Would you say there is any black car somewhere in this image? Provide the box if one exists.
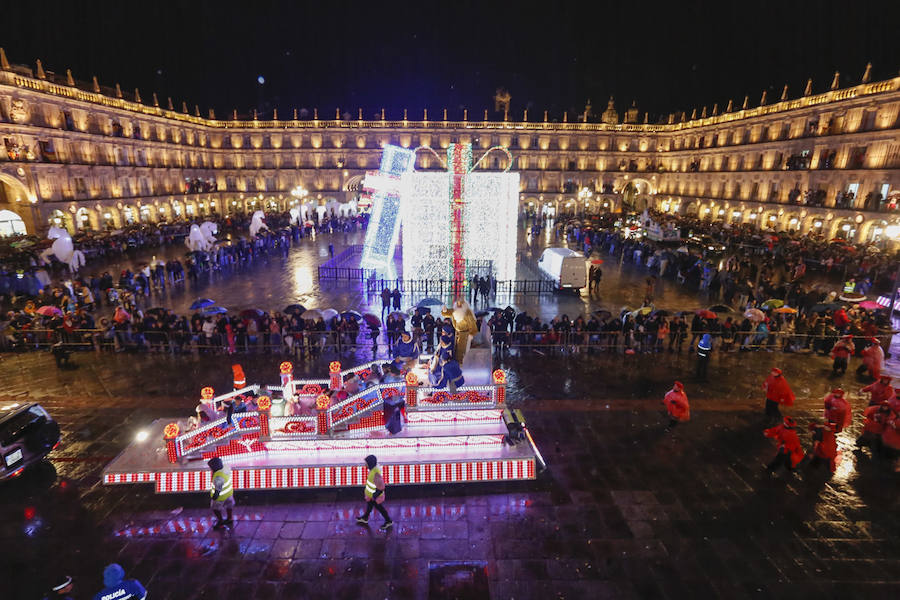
[0,402,60,480]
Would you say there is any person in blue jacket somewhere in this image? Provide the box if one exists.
[432,355,465,392]
[93,564,146,600]
[391,331,420,366]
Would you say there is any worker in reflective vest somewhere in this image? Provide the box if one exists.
[356,454,393,531]
[208,457,235,529]
[843,279,856,294]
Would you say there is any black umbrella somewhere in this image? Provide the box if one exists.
[475,310,490,318]
[145,307,168,317]
[284,304,305,315]
[593,309,612,319]
[651,309,672,317]
[707,304,733,313]
[810,303,843,313]
[341,310,362,321]
[413,306,432,316]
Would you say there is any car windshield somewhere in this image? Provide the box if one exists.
[0,407,45,447]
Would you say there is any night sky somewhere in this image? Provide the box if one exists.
[3,0,898,122]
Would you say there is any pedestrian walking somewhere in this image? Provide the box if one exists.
[208,457,235,529]
[806,421,839,474]
[861,375,898,409]
[92,564,146,600]
[380,287,391,320]
[764,416,804,478]
[857,337,885,380]
[663,381,690,430]
[829,335,854,376]
[695,333,712,379]
[356,454,393,531]
[763,367,794,422]
[391,287,401,311]
[823,388,852,432]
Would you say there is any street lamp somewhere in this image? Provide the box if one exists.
[578,186,592,215]
[291,185,308,202]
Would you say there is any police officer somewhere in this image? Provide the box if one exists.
[92,564,146,600]
[356,455,393,531]
[208,457,235,529]
[695,333,712,380]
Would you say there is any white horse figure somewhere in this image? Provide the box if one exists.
[185,224,211,252]
[289,207,301,225]
[40,226,86,273]
[199,221,218,247]
[249,210,268,238]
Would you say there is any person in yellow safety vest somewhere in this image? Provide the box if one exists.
[356,454,393,531]
[208,457,234,529]
[843,278,856,294]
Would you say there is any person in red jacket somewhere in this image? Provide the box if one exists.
[856,403,892,456]
[829,335,855,376]
[861,375,898,410]
[764,415,804,475]
[807,421,838,474]
[823,388,852,433]
[881,410,900,459]
[832,307,850,333]
[857,338,885,380]
[763,368,795,422]
[663,381,690,429]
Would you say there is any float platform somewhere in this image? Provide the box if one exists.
[103,354,544,493]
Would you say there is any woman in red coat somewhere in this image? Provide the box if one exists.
[823,389,852,433]
[663,381,690,429]
[764,416,804,474]
[881,411,900,458]
[807,422,838,474]
[861,375,898,410]
[763,368,795,422]
[856,403,892,456]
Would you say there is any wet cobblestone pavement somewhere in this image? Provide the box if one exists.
[2,346,900,599]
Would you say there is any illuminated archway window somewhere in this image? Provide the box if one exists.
[0,209,26,236]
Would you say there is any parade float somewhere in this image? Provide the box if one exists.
[103,354,543,494]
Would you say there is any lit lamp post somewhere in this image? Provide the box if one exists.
[578,186,593,215]
[290,185,308,219]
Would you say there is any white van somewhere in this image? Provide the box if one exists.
[538,247,587,290]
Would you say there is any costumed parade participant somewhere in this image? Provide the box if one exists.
[882,409,900,459]
[662,381,690,429]
[762,368,795,422]
[431,353,465,391]
[208,457,235,529]
[861,375,898,410]
[91,564,146,600]
[858,338,885,380]
[829,335,855,376]
[391,331,420,368]
[823,388,852,433]
[764,416,804,476]
[856,403,892,456]
[356,455,393,531]
[442,299,478,365]
[806,421,839,474]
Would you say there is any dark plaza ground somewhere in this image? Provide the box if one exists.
[3,225,900,599]
[2,344,900,599]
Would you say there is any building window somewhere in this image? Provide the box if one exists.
[0,209,26,236]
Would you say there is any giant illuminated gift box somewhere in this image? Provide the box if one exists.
[361,143,519,282]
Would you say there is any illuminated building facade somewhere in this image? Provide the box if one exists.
[0,52,898,242]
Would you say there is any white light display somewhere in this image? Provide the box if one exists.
[400,173,451,281]
[400,171,518,281]
[362,143,519,281]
